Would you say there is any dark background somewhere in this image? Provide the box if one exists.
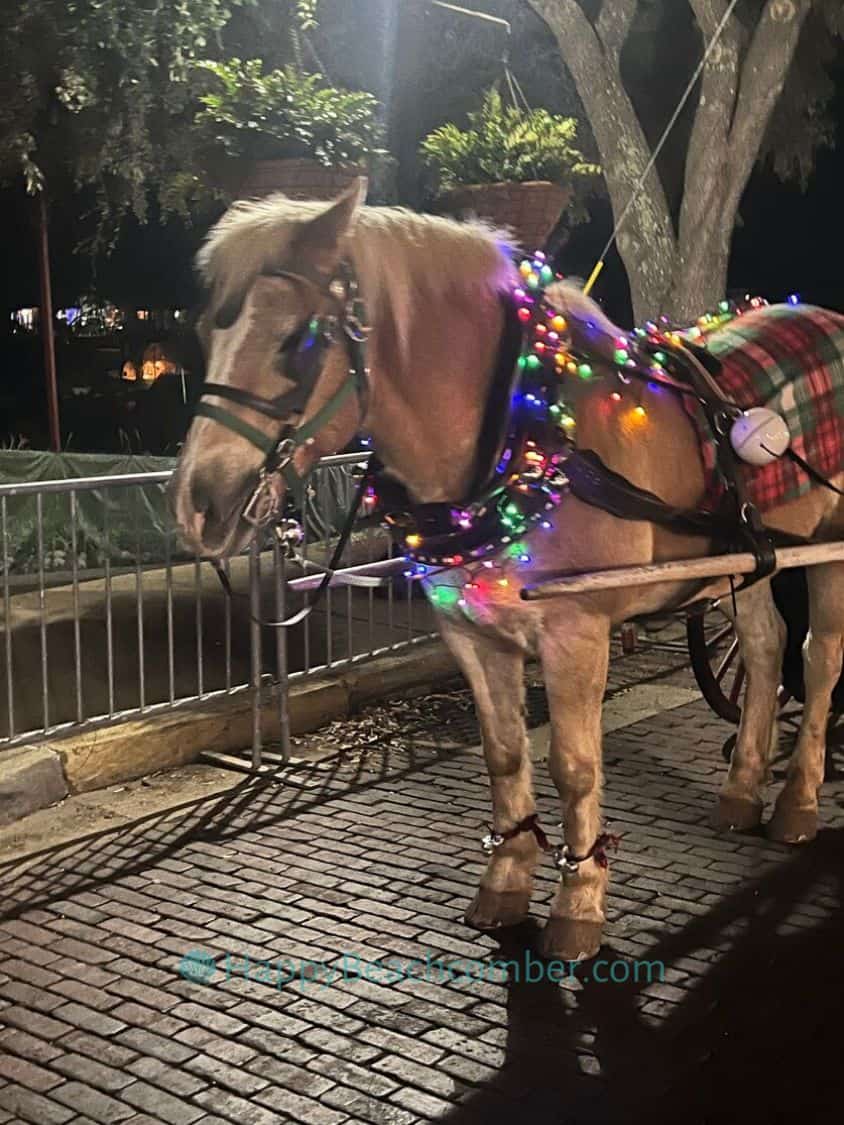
[1,0,842,450]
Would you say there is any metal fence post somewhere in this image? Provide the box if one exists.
[0,456,436,754]
[273,538,292,764]
[249,538,263,769]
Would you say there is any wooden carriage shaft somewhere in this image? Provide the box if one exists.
[520,542,844,600]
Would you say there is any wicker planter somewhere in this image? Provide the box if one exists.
[439,181,572,252]
[236,159,362,201]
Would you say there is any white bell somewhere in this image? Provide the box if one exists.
[729,407,791,467]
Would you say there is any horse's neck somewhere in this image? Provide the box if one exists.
[573,375,706,509]
[365,292,705,513]
[367,290,504,504]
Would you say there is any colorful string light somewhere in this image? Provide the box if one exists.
[365,261,771,613]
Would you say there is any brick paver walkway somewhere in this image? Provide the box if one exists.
[1,646,842,1125]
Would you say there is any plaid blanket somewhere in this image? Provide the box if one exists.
[688,304,844,512]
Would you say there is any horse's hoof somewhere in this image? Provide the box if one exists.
[464,887,531,930]
[716,795,763,833]
[767,804,818,844]
[540,917,603,962]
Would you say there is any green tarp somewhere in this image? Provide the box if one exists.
[0,450,358,575]
[0,450,179,575]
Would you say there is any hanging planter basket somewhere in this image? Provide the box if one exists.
[438,181,573,252]
[236,159,363,201]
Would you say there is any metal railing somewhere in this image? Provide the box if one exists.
[0,455,436,760]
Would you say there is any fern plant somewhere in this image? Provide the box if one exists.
[194,59,385,168]
[420,89,599,193]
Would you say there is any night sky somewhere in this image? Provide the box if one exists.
[1,0,842,322]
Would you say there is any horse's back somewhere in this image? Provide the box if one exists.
[699,304,844,513]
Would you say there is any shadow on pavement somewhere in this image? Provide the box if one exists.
[444,827,844,1125]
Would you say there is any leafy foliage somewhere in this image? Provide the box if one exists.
[194,58,385,167]
[759,0,844,189]
[0,0,240,229]
[296,0,320,31]
[420,89,599,194]
[0,0,351,248]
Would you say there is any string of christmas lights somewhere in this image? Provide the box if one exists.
[367,256,771,610]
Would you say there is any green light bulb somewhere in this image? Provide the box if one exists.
[578,364,593,379]
[432,586,461,608]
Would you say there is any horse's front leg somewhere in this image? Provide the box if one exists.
[439,619,538,929]
[539,610,611,961]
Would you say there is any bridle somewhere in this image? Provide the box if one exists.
[194,261,371,529]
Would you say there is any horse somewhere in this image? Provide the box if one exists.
[168,180,844,961]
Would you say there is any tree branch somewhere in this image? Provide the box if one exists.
[595,0,637,60]
[525,0,677,317]
[676,5,742,267]
[726,0,813,208]
[686,0,739,39]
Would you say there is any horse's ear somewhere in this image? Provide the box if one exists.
[294,177,368,277]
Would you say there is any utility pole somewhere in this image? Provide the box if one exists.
[36,189,61,452]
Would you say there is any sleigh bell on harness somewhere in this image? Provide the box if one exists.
[729,407,791,467]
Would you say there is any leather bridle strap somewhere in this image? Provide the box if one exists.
[195,400,278,456]
[210,457,375,628]
[194,263,370,509]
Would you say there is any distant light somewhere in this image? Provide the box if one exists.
[787,293,800,306]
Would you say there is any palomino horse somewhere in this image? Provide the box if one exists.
[169,181,844,961]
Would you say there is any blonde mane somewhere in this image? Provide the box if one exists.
[197,195,515,353]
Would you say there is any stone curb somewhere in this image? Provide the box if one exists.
[0,641,458,822]
[0,745,68,828]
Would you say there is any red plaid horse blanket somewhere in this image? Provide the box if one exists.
[688,304,844,512]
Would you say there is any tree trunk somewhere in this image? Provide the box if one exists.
[665,236,731,325]
[666,179,735,323]
[525,0,677,325]
[525,0,813,327]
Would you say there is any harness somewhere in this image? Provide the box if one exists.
[374,259,782,588]
[191,253,834,870]
[195,262,373,623]
[195,263,371,522]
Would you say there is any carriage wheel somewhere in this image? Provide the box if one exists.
[687,612,795,764]
[686,614,746,725]
[687,611,794,725]
[687,594,843,776]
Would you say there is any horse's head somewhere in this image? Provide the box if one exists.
[168,178,368,558]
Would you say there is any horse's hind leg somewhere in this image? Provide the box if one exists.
[538,610,611,961]
[718,580,786,831]
[439,620,538,929]
[769,561,844,843]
